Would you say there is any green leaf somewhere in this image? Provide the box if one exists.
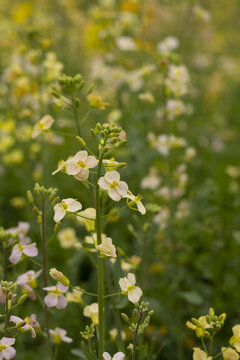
[71,349,87,359]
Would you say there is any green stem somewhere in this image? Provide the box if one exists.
[41,197,53,359]
[3,245,8,281]
[96,151,105,358]
[72,100,81,137]
[209,333,215,356]
[4,290,9,336]
[54,345,58,360]
[104,292,122,299]
[70,285,97,298]
[201,338,208,355]
[132,310,143,360]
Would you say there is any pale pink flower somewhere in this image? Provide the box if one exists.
[9,240,38,264]
[10,316,36,338]
[44,282,68,309]
[29,314,40,330]
[66,150,98,181]
[0,337,16,359]
[16,270,42,300]
[98,171,128,201]
[50,328,73,344]
[103,352,125,360]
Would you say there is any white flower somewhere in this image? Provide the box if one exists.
[157,36,179,54]
[32,115,54,138]
[193,5,211,22]
[50,328,73,344]
[53,198,82,222]
[83,303,98,325]
[116,36,137,51]
[95,237,117,258]
[103,352,125,360]
[10,316,36,338]
[119,273,142,303]
[66,151,98,181]
[124,191,146,215]
[98,171,128,201]
[141,168,161,190]
[166,99,186,120]
[57,228,80,249]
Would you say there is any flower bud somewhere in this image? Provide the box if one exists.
[76,136,86,147]
[49,268,70,286]
[27,190,34,204]
[18,294,28,305]
[121,313,129,322]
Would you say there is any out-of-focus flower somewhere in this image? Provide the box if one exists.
[53,198,82,222]
[119,273,142,303]
[16,270,42,300]
[103,158,120,172]
[166,99,186,120]
[87,94,109,110]
[10,240,38,264]
[10,316,36,338]
[138,92,155,104]
[103,352,125,360]
[185,147,197,162]
[32,115,54,138]
[0,337,16,359]
[193,347,212,360]
[141,168,161,190]
[116,36,137,51]
[66,287,83,304]
[83,303,98,325]
[66,151,98,181]
[50,328,72,344]
[43,282,69,309]
[95,237,117,258]
[109,328,126,342]
[193,5,211,22]
[222,347,239,360]
[98,171,128,201]
[77,208,96,231]
[226,166,240,178]
[157,36,179,54]
[57,228,81,249]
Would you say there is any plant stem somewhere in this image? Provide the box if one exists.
[209,333,215,356]
[132,310,143,360]
[41,197,52,358]
[201,338,208,355]
[3,245,8,281]
[104,261,125,352]
[72,101,81,137]
[95,151,105,358]
[4,289,9,336]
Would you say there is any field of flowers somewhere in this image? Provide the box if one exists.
[1,1,240,359]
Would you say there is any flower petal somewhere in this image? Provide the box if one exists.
[103,352,112,360]
[98,177,109,190]
[23,244,38,257]
[117,181,128,196]
[85,156,99,169]
[54,204,65,222]
[105,171,120,183]
[108,189,121,201]
[74,168,89,181]
[44,294,58,307]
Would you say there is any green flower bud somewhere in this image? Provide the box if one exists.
[27,190,34,204]
[76,136,86,147]
[18,294,28,305]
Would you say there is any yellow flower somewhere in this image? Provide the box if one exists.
[193,348,212,360]
[230,325,240,352]
[87,94,109,110]
[222,347,239,360]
